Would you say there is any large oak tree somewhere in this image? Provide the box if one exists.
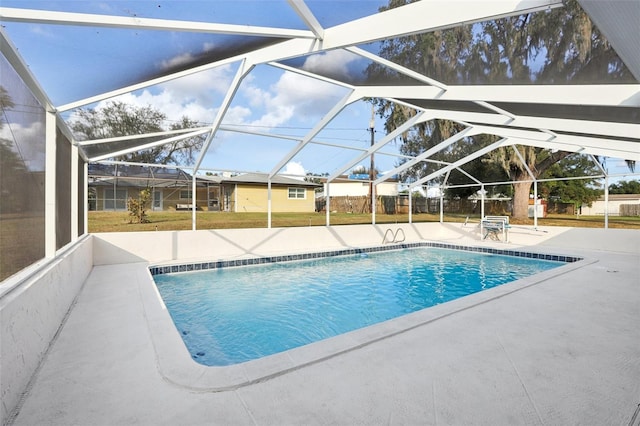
[368,0,633,218]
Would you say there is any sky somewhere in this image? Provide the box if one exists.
[2,0,400,179]
[1,0,636,184]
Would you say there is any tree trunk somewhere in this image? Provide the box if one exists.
[512,180,532,220]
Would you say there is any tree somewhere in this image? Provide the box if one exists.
[367,0,634,219]
[488,147,572,218]
[538,154,603,210]
[609,180,640,194]
[70,101,205,165]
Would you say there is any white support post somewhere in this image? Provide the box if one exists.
[71,144,79,240]
[533,180,538,229]
[267,179,272,229]
[480,184,485,219]
[371,183,376,225]
[234,184,238,212]
[45,111,56,257]
[325,182,331,226]
[191,174,197,230]
[84,162,88,235]
[604,176,609,229]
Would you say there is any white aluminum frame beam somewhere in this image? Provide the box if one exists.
[193,59,252,173]
[57,57,244,112]
[410,138,510,188]
[407,108,640,140]
[77,127,212,146]
[0,7,315,39]
[373,126,479,185]
[286,0,324,39]
[354,84,640,108]
[268,61,355,90]
[88,128,211,162]
[473,125,640,161]
[345,46,448,90]
[46,0,563,110]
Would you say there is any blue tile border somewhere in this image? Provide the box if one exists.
[148,242,582,276]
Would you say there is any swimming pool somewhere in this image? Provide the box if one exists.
[152,245,568,366]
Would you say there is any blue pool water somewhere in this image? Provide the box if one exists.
[153,247,562,366]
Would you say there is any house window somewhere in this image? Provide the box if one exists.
[288,187,306,199]
[104,188,127,210]
[180,190,193,199]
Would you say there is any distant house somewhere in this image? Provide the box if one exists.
[88,165,319,213]
[203,173,319,213]
[319,174,399,197]
[88,164,203,211]
[580,194,640,216]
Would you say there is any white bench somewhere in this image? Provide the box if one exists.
[176,204,196,211]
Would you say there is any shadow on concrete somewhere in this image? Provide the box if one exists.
[93,238,147,265]
[205,228,287,258]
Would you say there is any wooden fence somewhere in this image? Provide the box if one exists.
[316,196,513,215]
[620,204,640,216]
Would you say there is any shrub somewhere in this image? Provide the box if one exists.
[127,188,151,223]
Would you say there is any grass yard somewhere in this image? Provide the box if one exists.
[0,214,45,281]
[89,211,444,232]
[88,210,640,233]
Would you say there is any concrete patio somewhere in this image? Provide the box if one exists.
[7,224,640,425]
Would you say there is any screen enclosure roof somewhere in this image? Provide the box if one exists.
[1,0,639,188]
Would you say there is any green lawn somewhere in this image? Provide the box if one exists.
[88,210,640,233]
[0,214,45,281]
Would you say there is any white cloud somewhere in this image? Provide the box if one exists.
[0,121,46,171]
[301,50,358,79]
[236,49,359,130]
[159,64,235,103]
[237,70,346,131]
[281,161,306,179]
[160,53,196,71]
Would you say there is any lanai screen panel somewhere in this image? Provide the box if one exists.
[56,128,72,250]
[0,53,46,281]
[0,0,305,106]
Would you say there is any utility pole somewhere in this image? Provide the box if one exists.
[369,105,375,214]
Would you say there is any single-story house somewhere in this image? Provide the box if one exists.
[199,173,319,213]
[580,193,640,216]
[88,165,319,213]
[319,174,399,197]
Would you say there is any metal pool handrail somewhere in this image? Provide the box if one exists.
[382,228,406,244]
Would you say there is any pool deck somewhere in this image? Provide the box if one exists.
[9,225,640,425]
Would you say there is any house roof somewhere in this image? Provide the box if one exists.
[89,166,318,188]
[88,164,206,188]
[2,0,638,189]
[595,194,640,201]
[222,173,320,187]
[320,174,399,184]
